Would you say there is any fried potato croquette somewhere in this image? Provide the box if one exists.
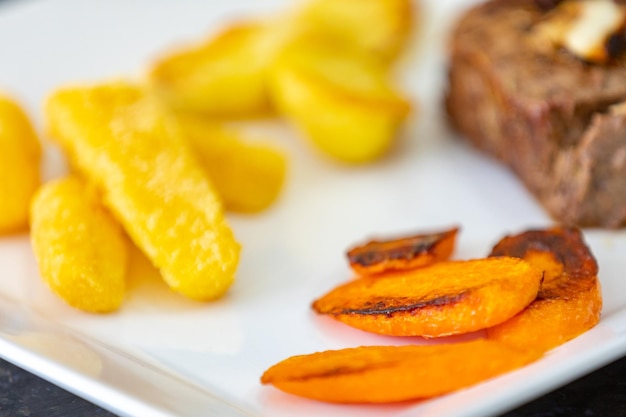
[0,94,41,234]
[30,176,128,313]
[261,339,540,403]
[175,114,287,213]
[347,226,459,276]
[45,83,240,301]
[149,22,276,118]
[313,257,542,337]
[294,0,415,64]
[486,227,602,353]
[270,38,412,163]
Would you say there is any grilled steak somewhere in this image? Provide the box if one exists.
[445,0,626,227]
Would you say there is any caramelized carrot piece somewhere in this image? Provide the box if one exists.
[346,226,459,275]
[261,339,541,403]
[486,227,602,352]
[313,257,542,337]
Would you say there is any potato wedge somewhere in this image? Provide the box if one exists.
[30,176,128,313]
[261,339,540,403]
[0,94,41,234]
[294,0,415,64]
[347,226,459,276]
[175,114,287,213]
[269,37,412,164]
[486,227,602,353]
[149,22,275,118]
[313,257,542,337]
[45,83,240,301]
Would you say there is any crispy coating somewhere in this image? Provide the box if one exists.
[261,339,541,403]
[295,0,415,63]
[0,94,41,234]
[149,22,275,117]
[175,114,287,213]
[347,226,459,275]
[486,227,602,352]
[30,177,128,313]
[45,83,240,301]
[148,0,414,118]
[312,257,542,337]
[269,37,412,163]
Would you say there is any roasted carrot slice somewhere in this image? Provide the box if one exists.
[312,257,542,337]
[486,227,602,353]
[261,339,541,403]
[346,226,459,275]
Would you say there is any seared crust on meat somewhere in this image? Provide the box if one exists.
[446,0,626,227]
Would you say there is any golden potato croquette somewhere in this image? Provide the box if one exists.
[30,176,128,313]
[0,94,41,234]
[176,114,287,213]
[46,83,240,301]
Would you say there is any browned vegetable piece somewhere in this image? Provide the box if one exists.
[261,339,541,403]
[313,257,542,337]
[346,226,459,275]
[486,227,602,352]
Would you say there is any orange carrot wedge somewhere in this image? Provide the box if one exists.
[346,226,459,276]
[261,339,541,403]
[486,227,602,353]
[313,257,542,337]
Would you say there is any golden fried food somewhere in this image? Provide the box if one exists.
[294,0,415,63]
[0,94,41,234]
[312,257,542,337]
[269,37,411,163]
[486,227,602,352]
[45,83,240,301]
[347,226,459,275]
[261,339,540,403]
[30,176,128,313]
[175,114,287,213]
[149,22,275,118]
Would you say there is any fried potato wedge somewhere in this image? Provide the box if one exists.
[175,114,287,213]
[149,22,275,118]
[313,257,542,337]
[45,83,240,301]
[261,339,540,403]
[486,227,602,353]
[294,0,415,64]
[269,38,412,164]
[347,226,459,276]
[0,94,41,234]
[30,176,128,313]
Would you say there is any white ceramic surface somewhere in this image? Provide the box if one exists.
[1,1,626,416]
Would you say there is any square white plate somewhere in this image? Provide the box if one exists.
[1,0,626,416]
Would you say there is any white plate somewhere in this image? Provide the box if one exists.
[1,0,626,416]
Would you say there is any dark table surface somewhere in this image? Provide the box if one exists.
[1,353,626,417]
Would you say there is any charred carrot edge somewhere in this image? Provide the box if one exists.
[486,227,602,352]
[313,257,542,337]
[261,339,541,403]
[346,226,459,276]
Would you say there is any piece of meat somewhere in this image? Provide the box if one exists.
[549,105,626,227]
[445,0,626,227]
